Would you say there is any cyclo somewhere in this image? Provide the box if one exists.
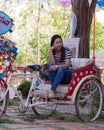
[25,37,103,122]
[0,36,103,123]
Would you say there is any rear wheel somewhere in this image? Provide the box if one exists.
[0,78,9,117]
[30,96,57,117]
[75,77,103,122]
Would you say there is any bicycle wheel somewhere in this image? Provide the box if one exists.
[0,78,9,117]
[30,95,57,117]
[75,77,103,122]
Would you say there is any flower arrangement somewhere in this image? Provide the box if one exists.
[0,35,18,65]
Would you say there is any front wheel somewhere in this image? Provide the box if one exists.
[0,78,9,117]
[75,77,103,122]
[30,95,57,117]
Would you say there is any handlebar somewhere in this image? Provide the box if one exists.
[1,62,42,82]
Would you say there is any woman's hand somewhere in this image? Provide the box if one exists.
[50,45,55,51]
[49,46,55,63]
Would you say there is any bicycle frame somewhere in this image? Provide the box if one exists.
[8,69,47,109]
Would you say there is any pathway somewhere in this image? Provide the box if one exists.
[0,101,104,130]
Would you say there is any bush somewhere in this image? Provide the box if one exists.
[17,80,31,98]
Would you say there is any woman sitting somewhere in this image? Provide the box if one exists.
[48,34,73,98]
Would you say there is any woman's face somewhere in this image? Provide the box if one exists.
[53,38,63,51]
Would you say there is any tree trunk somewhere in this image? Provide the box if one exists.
[71,0,97,58]
[36,1,41,64]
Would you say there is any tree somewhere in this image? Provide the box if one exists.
[71,0,97,58]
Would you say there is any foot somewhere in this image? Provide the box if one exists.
[48,90,55,98]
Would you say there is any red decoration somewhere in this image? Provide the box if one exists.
[65,61,96,97]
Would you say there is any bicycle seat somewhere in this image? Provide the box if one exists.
[27,64,41,71]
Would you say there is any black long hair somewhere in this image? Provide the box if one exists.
[50,34,65,63]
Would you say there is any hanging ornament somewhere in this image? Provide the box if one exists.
[88,0,92,7]
[97,0,104,10]
[0,11,13,35]
[70,12,77,38]
[59,0,71,8]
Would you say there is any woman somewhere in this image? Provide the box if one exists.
[48,34,73,98]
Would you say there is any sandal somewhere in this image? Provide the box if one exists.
[48,90,55,98]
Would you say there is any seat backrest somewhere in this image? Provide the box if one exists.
[63,38,92,69]
[63,37,80,58]
[71,58,92,69]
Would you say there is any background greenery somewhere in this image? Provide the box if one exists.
[0,0,104,65]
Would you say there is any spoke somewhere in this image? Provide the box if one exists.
[75,79,103,122]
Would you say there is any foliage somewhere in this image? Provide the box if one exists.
[17,80,31,98]
[0,118,16,124]
[40,42,50,64]
[90,18,104,52]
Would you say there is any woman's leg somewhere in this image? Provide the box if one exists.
[48,63,57,86]
[51,67,66,91]
[61,70,72,84]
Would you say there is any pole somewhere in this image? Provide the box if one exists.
[93,12,96,64]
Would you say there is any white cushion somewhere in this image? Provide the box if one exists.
[63,38,80,58]
[71,58,92,69]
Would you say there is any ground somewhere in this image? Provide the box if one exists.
[0,99,104,130]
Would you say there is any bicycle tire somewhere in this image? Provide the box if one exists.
[0,78,9,117]
[30,96,57,117]
[75,77,103,122]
